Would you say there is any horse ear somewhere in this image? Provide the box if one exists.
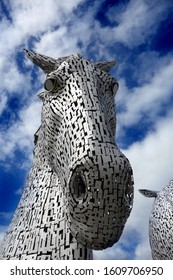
[94,60,116,72]
[139,189,158,198]
[24,49,57,74]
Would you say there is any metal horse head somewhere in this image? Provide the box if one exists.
[25,49,134,250]
[139,179,173,259]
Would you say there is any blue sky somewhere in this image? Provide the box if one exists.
[0,0,173,259]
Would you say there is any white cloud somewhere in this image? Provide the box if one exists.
[116,57,173,131]
[34,26,79,58]
[134,240,152,260]
[33,1,103,58]
[0,98,41,163]
[125,111,173,187]
[94,245,130,260]
[131,51,172,85]
[105,0,173,48]
[0,94,7,116]
[0,60,32,95]
[122,112,173,259]
[1,0,83,54]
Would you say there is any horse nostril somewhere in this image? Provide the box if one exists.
[71,173,87,202]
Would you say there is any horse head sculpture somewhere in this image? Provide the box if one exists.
[24,49,134,250]
[1,50,134,259]
[139,179,173,259]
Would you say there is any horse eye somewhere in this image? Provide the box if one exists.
[112,82,119,95]
[44,78,56,92]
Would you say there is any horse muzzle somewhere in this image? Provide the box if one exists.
[66,142,134,250]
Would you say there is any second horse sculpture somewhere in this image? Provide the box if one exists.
[139,179,173,259]
[1,50,134,259]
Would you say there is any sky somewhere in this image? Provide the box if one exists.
[0,0,173,260]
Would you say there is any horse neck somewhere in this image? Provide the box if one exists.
[2,127,92,260]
